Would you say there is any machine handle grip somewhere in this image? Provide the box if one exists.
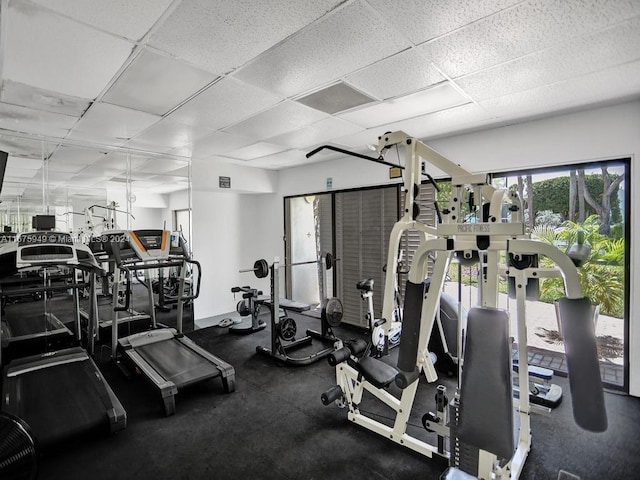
[181,259,202,301]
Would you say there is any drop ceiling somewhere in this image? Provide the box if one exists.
[0,0,638,207]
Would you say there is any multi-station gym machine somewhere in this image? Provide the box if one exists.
[314,132,607,479]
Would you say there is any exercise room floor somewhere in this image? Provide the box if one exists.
[11,303,640,480]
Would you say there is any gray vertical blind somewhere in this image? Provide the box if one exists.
[336,186,398,328]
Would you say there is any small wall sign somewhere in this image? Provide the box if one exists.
[326,177,333,189]
[219,176,231,188]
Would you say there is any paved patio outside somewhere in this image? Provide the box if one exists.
[444,282,625,388]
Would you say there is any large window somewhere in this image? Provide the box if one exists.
[446,159,629,390]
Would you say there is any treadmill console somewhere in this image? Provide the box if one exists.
[16,231,77,266]
[129,230,170,261]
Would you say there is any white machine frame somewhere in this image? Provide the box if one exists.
[327,131,598,479]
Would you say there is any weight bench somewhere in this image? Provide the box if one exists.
[256,296,339,366]
[258,296,311,314]
[513,361,563,408]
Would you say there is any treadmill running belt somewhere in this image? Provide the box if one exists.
[3,360,113,447]
[134,339,220,388]
[5,314,66,337]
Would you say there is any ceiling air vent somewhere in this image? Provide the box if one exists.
[296,81,376,115]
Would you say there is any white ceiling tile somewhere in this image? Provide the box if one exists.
[136,157,190,174]
[267,117,364,150]
[89,151,149,172]
[184,131,256,159]
[29,0,174,41]
[480,60,640,119]
[1,80,90,117]
[223,101,328,140]
[0,102,77,138]
[0,184,27,197]
[0,134,54,159]
[167,77,282,131]
[4,167,40,179]
[338,82,469,128]
[3,1,134,99]
[148,0,344,74]
[233,1,411,97]
[367,0,520,45]
[7,156,44,170]
[225,142,289,161]
[383,103,493,140]
[103,49,218,115]
[331,129,384,150]
[126,117,214,152]
[246,149,308,170]
[76,163,125,178]
[457,16,640,102]
[419,0,640,79]
[67,175,111,187]
[47,145,108,165]
[67,102,161,146]
[345,49,446,100]
[45,160,89,174]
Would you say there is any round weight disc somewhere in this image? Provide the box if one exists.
[325,253,334,270]
[321,297,343,327]
[278,317,297,341]
[254,259,269,278]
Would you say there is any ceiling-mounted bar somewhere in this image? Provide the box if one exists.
[306,144,401,169]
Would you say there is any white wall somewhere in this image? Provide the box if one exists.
[191,190,276,319]
[275,100,640,395]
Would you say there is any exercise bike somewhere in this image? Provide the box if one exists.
[356,278,401,358]
[358,250,407,358]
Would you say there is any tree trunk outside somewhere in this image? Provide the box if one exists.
[526,174,534,231]
[569,170,577,222]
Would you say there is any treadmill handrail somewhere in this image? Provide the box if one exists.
[182,259,201,301]
[6,353,88,377]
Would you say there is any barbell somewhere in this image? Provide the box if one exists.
[240,253,338,279]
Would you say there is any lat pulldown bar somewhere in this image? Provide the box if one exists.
[240,253,338,279]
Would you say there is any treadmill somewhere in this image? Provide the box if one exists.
[1,231,127,447]
[109,229,235,416]
[83,231,154,337]
[0,264,77,361]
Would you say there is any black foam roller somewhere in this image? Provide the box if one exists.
[557,297,608,432]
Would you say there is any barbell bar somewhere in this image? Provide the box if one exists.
[240,253,338,279]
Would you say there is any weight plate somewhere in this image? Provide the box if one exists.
[322,297,343,327]
[325,253,334,270]
[277,317,297,341]
[254,259,269,278]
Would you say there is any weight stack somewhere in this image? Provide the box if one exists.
[449,397,521,477]
[449,398,480,476]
